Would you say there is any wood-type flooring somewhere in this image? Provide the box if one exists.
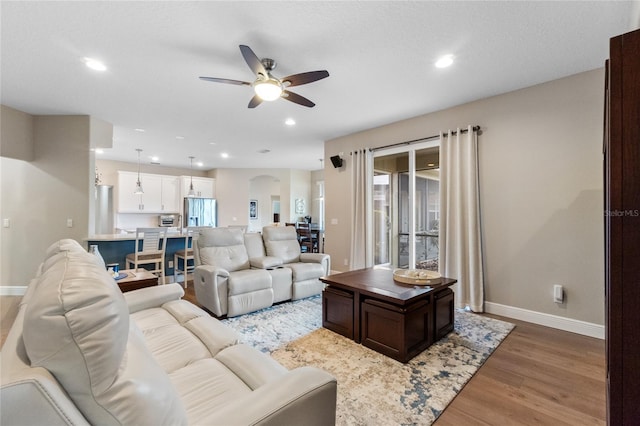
[0,289,605,425]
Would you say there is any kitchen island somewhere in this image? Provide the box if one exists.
[86,230,192,283]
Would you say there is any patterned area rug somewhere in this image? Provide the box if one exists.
[222,295,514,425]
[221,295,323,353]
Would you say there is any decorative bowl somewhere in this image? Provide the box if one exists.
[393,268,442,286]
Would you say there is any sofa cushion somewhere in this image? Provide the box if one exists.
[130,300,240,372]
[262,226,302,264]
[23,246,187,426]
[228,269,272,295]
[244,232,267,258]
[198,228,250,272]
[169,358,251,425]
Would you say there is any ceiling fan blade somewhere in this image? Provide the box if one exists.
[282,90,315,108]
[282,70,330,87]
[199,76,251,86]
[239,45,267,78]
[248,95,263,108]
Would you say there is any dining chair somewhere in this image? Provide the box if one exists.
[296,222,317,253]
[125,227,167,284]
[173,226,208,288]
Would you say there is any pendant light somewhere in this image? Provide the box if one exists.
[134,148,144,194]
[187,156,196,197]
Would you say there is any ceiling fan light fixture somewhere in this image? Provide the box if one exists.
[253,79,283,101]
[435,54,454,68]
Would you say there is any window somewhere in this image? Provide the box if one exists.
[373,141,439,270]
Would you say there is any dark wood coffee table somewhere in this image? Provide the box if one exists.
[116,269,159,292]
[320,268,457,363]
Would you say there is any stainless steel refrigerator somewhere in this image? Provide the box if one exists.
[95,185,114,234]
[184,198,217,227]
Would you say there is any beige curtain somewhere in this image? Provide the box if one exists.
[439,126,484,311]
[349,149,373,269]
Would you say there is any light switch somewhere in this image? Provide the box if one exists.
[67,218,73,228]
[331,218,338,225]
[2,218,10,228]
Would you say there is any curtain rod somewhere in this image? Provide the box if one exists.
[370,125,481,152]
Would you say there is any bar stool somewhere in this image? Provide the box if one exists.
[126,227,167,284]
[173,226,208,287]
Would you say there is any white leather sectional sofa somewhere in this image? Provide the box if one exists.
[0,239,337,425]
[194,226,330,317]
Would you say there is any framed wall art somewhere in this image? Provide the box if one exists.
[249,199,258,220]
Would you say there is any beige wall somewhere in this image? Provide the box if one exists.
[324,69,605,325]
[0,105,35,161]
[1,112,112,286]
[211,168,312,230]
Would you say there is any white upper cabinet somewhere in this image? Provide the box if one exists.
[160,176,180,212]
[117,171,144,213]
[181,176,215,199]
[117,172,181,213]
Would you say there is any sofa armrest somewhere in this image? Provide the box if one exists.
[197,366,337,426]
[1,374,92,426]
[300,253,331,275]
[1,307,91,426]
[250,256,284,269]
[124,283,185,313]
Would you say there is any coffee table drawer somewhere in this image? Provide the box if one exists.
[361,298,432,363]
[434,288,454,340]
[323,287,354,339]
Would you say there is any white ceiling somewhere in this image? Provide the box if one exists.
[1,1,637,171]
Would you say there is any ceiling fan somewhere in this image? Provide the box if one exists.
[199,45,329,108]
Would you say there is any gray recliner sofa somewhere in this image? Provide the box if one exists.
[0,238,337,426]
[193,226,330,318]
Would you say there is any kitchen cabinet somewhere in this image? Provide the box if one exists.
[160,176,180,212]
[181,176,215,199]
[117,172,180,213]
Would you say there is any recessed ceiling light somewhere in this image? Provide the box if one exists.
[151,156,159,162]
[95,149,104,154]
[427,163,435,167]
[221,152,229,159]
[285,118,296,126]
[134,128,145,132]
[176,136,184,140]
[209,142,217,145]
[83,57,107,71]
[196,161,204,167]
[435,54,454,68]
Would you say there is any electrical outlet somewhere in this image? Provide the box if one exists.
[66,218,73,228]
[2,218,9,228]
[168,261,174,268]
[343,258,349,266]
[553,284,564,303]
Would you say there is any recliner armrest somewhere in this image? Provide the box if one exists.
[300,253,331,275]
[250,256,284,269]
[124,283,185,313]
[195,264,230,278]
[300,253,329,263]
[193,265,231,316]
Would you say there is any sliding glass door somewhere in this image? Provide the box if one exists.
[373,141,440,270]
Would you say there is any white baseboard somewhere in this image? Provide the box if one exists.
[1,286,27,296]
[485,302,605,340]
